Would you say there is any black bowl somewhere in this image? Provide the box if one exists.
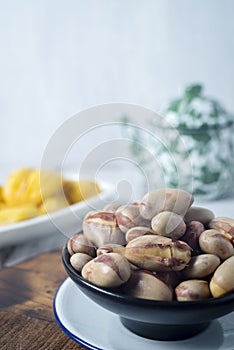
[62,246,234,341]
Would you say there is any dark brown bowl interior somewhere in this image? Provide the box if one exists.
[62,245,234,341]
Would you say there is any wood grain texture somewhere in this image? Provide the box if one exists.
[0,251,86,350]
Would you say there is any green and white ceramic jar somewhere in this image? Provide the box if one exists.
[154,84,234,199]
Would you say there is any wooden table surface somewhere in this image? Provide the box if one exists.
[0,250,86,350]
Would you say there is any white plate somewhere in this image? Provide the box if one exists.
[54,278,234,350]
[0,182,115,248]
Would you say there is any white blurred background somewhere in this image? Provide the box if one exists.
[0,0,234,178]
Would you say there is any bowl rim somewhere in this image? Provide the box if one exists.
[62,245,234,308]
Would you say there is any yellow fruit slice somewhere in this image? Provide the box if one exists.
[63,179,101,204]
[3,168,33,205]
[26,169,62,205]
[3,168,63,206]
[0,204,39,225]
